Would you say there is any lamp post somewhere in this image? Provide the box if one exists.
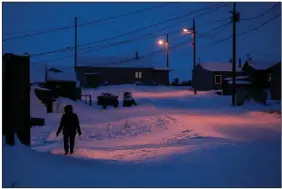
[182,22,197,95]
[157,33,169,68]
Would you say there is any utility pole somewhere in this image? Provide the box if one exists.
[231,3,239,106]
[74,17,78,80]
[166,33,169,68]
[192,19,197,95]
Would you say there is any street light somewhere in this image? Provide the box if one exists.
[158,40,165,45]
[157,34,169,68]
[181,20,197,95]
[182,28,192,34]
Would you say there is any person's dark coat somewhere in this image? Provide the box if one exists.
[56,105,81,136]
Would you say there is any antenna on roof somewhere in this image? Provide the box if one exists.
[135,52,139,60]
[229,58,232,64]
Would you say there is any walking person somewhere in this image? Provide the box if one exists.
[56,105,82,155]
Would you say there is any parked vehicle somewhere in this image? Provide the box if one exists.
[123,92,137,107]
[97,93,119,109]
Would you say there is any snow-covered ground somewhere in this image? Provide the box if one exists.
[3,85,281,187]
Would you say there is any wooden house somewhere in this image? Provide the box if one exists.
[75,54,170,88]
[243,59,281,100]
[192,62,245,91]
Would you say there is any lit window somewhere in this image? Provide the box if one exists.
[135,72,142,79]
[215,75,222,84]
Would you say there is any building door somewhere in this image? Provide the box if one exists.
[86,73,102,88]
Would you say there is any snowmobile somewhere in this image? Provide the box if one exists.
[123,92,137,107]
[97,93,119,109]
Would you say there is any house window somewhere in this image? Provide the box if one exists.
[135,72,142,79]
[215,75,222,84]
[268,73,272,82]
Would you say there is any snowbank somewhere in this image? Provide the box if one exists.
[3,133,281,187]
[30,87,47,118]
[5,84,280,187]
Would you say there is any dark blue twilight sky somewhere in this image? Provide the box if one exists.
[2,2,281,81]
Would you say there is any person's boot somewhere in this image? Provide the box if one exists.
[64,150,69,155]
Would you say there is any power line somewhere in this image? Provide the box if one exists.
[31,18,231,65]
[200,18,228,26]
[31,38,192,66]
[70,3,226,48]
[203,21,231,37]
[31,19,225,66]
[31,23,180,57]
[217,13,280,43]
[193,3,229,19]
[86,11,280,68]
[199,13,280,56]
[31,4,228,57]
[241,3,279,20]
[5,3,225,45]
[3,2,176,42]
[31,20,229,59]
[74,38,194,68]
[3,25,74,42]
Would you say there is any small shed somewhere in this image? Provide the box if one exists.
[193,62,245,91]
[243,59,281,100]
[45,68,78,100]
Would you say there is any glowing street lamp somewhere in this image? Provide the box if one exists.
[158,40,165,45]
[183,28,190,33]
[182,21,197,95]
[157,34,169,68]
[182,28,193,35]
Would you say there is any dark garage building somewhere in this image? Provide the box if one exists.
[3,53,30,146]
[45,68,79,100]
[192,62,245,91]
[243,59,281,100]
[75,56,170,88]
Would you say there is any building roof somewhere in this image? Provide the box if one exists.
[76,56,168,70]
[47,70,76,82]
[246,60,281,70]
[199,62,243,72]
[153,67,171,71]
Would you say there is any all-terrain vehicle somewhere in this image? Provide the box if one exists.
[123,92,137,107]
[97,93,119,109]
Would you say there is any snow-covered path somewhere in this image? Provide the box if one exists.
[31,85,280,162]
[3,85,281,187]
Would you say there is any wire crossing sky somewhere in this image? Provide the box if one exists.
[3,2,281,81]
